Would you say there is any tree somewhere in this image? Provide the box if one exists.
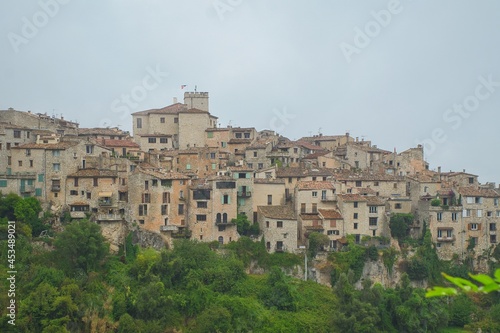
[14,197,42,223]
[389,213,414,241]
[307,231,329,258]
[54,219,109,274]
[232,214,259,237]
[0,192,22,221]
[261,267,297,311]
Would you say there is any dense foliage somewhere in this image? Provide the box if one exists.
[2,196,500,332]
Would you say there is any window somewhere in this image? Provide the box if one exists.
[0,180,7,187]
[354,223,358,230]
[312,203,318,213]
[38,174,44,182]
[469,177,475,184]
[495,198,499,206]
[244,133,250,139]
[178,204,184,215]
[142,193,151,203]
[374,181,379,186]
[138,204,148,216]
[207,131,213,138]
[7,157,11,165]
[148,137,156,143]
[437,212,442,221]
[355,181,362,187]
[267,195,272,205]
[353,213,358,219]
[159,137,168,144]
[490,223,496,231]
[86,145,94,154]
[452,212,458,221]
[174,117,178,123]
[235,133,242,138]
[301,203,306,214]
[197,201,208,208]
[475,197,483,204]
[139,219,144,225]
[258,163,263,169]
[277,221,283,228]
[266,221,270,228]
[312,191,317,197]
[186,164,191,170]
[160,117,165,123]
[87,192,91,199]
[53,163,60,171]
[466,197,474,204]
[253,151,257,157]
[221,141,227,148]
[209,152,216,159]
[18,161,22,167]
[327,230,339,235]
[487,211,493,217]
[395,203,402,209]
[136,118,142,128]
[369,206,378,213]
[93,178,98,186]
[393,183,398,189]
[463,209,471,217]
[13,130,21,138]
[7,143,11,150]
[196,215,207,222]
[144,181,149,190]
[52,150,60,157]
[369,217,378,226]
[353,202,358,208]
[223,194,230,204]
[470,223,478,231]
[70,190,78,196]
[477,209,483,218]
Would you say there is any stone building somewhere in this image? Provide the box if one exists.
[188,176,240,245]
[0,108,79,135]
[258,205,297,253]
[299,133,353,150]
[252,178,286,222]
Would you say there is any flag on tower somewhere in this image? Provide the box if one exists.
[181,85,187,89]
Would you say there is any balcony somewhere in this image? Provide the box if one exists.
[20,185,34,193]
[0,171,36,179]
[237,191,252,198]
[97,214,122,221]
[51,185,61,192]
[369,225,378,230]
[321,195,336,202]
[160,225,179,232]
[437,235,455,242]
[70,211,86,219]
[98,199,113,206]
[215,219,234,225]
[179,196,186,201]
[275,245,286,252]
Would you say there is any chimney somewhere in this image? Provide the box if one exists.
[356,137,359,142]
[173,97,178,104]
[438,166,441,174]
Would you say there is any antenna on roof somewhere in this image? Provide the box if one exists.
[194,85,197,92]
[318,127,322,135]
[361,135,366,141]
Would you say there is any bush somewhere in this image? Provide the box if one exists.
[431,199,441,206]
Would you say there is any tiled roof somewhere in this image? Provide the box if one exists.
[365,196,386,206]
[318,209,343,219]
[276,167,333,178]
[205,128,230,132]
[228,139,252,144]
[228,166,254,172]
[101,139,139,148]
[15,141,79,150]
[300,214,321,220]
[333,170,405,182]
[78,127,128,136]
[179,108,210,115]
[68,168,118,178]
[299,135,346,142]
[138,168,190,180]
[352,187,376,195]
[295,140,325,151]
[296,181,335,190]
[258,205,296,220]
[459,186,499,198]
[339,194,367,202]
[0,122,32,130]
[254,178,285,184]
[131,103,187,116]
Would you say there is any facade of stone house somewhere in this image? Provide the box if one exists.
[299,133,353,150]
[258,205,297,253]
[188,176,240,245]
[318,209,344,250]
[0,109,79,135]
[252,178,286,222]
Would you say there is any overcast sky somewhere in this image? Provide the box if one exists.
[1,1,499,184]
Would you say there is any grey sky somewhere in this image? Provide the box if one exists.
[1,1,499,183]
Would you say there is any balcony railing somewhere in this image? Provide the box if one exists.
[215,219,234,225]
[0,171,36,179]
[369,225,378,230]
[97,214,122,221]
[321,195,336,202]
[275,245,286,252]
[437,235,455,242]
[51,185,61,192]
[98,199,113,206]
[237,191,252,198]
[70,211,86,219]
[160,225,179,232]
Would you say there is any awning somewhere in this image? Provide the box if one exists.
[98,192,112,197]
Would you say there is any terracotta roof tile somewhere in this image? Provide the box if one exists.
[101,139,140,148]
[15,141,79,150]
[297,181,335,190]
[459,186,499,198]
[258,205,296,220]
[365,196,386,206]
[254,178,285,184]
[131,103,187,116]
[68,168,118,178]
[300,213,321,220]
[318,209,343,219]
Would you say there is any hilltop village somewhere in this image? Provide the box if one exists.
[1,92,498,264]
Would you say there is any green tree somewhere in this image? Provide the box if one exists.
[261,267,297,311]
[54,219,109,274]
[0,192,22,221]
[232,214,259,237]
[389,213,414,242]
[307,232,329,258]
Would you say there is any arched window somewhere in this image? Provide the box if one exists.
[218,236,224,245]
[216,213,221,223]
[223,213,228,223]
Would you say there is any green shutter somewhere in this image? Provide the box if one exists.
[35,188,42,196]
[38,174,44,182]
[0,180,7,187]
[27,179,34,186]
[246,173,251,179]
[228,195,231,204]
